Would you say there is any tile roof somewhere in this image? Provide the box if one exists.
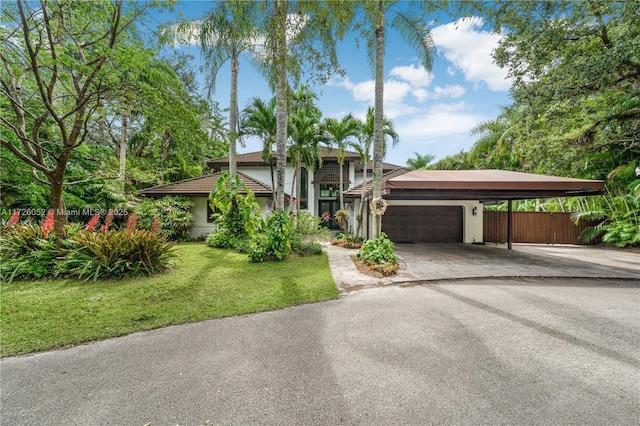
[138,171,273,197]
[207,147,361,168]
[343,167,411,198]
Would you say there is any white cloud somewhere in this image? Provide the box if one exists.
[431,17,511,91]
[397,101,481,139]
[389,64,433,88]
[432,85,466,99]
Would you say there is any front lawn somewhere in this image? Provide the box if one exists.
[0,243,338,357]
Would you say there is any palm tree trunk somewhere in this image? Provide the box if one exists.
[354,165,367,239]
[274,0,288,212]
[372,3,385,238]
[337,159,344,211]
[229,52,239,177]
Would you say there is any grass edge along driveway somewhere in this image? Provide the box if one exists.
[0,243,338,357]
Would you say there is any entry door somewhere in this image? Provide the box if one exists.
[319,200,339,229]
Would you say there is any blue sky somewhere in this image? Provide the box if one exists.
[152,1,513,167]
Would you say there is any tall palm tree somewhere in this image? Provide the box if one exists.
[353,106,399,240]
[321,113,361,210]
[241,96,277,203]
[363,1,435,236]
[177,1,260,177]
[287,86,323,213]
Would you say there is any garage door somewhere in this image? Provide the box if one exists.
[382,206,463,242]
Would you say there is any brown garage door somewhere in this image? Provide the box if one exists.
[382,206,463,242]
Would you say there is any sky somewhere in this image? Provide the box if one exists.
[151,1,513,168]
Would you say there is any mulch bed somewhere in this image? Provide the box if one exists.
[349,255,399,278]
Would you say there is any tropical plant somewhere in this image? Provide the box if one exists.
[0,223,58,282]
[322,113,361,209]
[358,1,435,237]
[356,232,398,275]
[406,152,436,170]
[353,107,399,239]
[248,211,292,263]
[59,229,176,280]
[241,96,278,203]
[166,1,261,177]
[134,196,194,241]
[287,86,324,213]
[208,172,262,250]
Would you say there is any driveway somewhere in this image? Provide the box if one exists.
[1,278,639,425]
[394,243,640,281]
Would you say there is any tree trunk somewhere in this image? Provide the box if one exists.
[119,112,128,191]
[295,152,301,213]
[354,164,367,239]
[372,4,385,238]
[160,130,170,181]
[274,0,288,212]
[339,159,344,210]
[49,165,68,244]
[229,53,239,177]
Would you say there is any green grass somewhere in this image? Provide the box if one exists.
[0,243,338,357]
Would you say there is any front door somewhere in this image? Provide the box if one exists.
[319,200,340,229]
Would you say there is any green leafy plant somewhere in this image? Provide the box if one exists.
[290,234,323,256]
[58,229,177,280]
[294,210,322,234]
[248,211,292,263]
[208,173,262,249]
[357,233,398,275]
[0,223,58,282]
[574,179,640,247]
[334,209,349,233]
[135,196,194,241]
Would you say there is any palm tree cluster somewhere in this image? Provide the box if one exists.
[166,0,435,238]
[240,88,398,230]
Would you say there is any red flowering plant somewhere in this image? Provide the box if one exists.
[41,210,55,239]
[100,209,114,232]
[8,210,20,227]
[126,214,137,232]
[85,214,101,231]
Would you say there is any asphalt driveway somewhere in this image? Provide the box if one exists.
[2,278,639,425]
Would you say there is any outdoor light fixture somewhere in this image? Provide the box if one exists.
[472,207,478,216]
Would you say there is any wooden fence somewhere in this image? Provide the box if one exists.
[483,211,601,245]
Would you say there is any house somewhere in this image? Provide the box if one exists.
[140,147,397,238]
[141,150,605,243]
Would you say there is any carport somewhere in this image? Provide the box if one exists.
[349,169,605,248]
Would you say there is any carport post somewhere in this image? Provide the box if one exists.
[507,199,512,250]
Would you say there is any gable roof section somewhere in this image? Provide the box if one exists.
[382,169,605,201]
[138,171,273,197]
[343,167,411,198]
[207,147,361,168]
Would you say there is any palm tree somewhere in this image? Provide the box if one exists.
[363,1,435,237]
[406,152,435,170]
[241,96,277,204]
[321,113,361,210]
[287,86,323,213]
[353,106,399,239]
[174,1,260,177]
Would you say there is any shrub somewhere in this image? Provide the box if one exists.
[135,196,194,241]
[58,229,177,280]
[357,233,398,275]
[294,210,322,234]
[209,173,262,240]
[248,212,293,263]
[0,224,58,282]
[293,239,323,256]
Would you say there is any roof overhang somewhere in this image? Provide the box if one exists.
[351,169,605,201]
